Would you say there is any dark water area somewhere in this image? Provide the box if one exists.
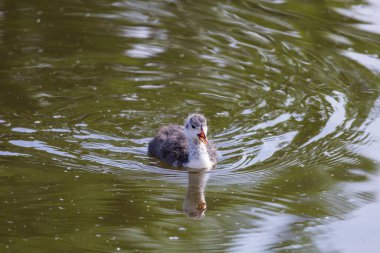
[1,0,380,252]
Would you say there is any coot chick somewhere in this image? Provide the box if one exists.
[148,114,216,169]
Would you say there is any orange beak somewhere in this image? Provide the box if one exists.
[197,129,208,144]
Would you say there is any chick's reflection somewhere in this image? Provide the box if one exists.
[183,170,210,219]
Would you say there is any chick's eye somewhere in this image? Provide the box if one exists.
[191,124,196,129]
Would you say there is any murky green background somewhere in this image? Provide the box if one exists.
[1,0,380,252]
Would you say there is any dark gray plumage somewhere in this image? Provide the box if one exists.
[148,114,217,169]
[148,124,189,166]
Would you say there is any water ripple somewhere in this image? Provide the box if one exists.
[301,91,347,148]
[9,140,75,158]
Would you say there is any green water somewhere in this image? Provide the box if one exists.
[1,0,380,252]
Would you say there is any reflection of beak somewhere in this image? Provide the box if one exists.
[197,129,208,144]
[197,202,207,213]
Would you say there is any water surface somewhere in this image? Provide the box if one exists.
[1,0,380,252]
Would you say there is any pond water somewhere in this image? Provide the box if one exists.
[1,0,380,252]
